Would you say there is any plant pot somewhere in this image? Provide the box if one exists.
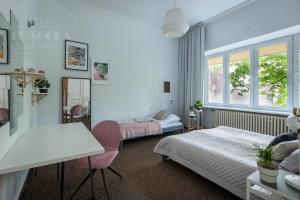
[257,165,279,183]
[39,88,48,93]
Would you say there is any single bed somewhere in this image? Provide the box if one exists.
[153,126,274,200]
[119,113,183,141]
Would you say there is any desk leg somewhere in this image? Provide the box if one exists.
[246,179,250,200]
[60,162,65,200]
[88,157,95,199]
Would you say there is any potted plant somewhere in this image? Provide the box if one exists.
[254,144,279,183]
[16,81,24,93]
[34,79,51,93]
[194,100,203,111]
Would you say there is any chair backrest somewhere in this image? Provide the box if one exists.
[0,108,9,122]
[92,120,122,151]
[71,105,81,116]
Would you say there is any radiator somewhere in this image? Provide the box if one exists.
[214,109,289,136]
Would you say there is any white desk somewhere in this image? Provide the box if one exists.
[0,122,104,200]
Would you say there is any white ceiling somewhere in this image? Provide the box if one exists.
[84,0,250,26]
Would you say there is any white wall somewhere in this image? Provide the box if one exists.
[0,0,177,198]
[24,0,178,127]
[205,0,300,50]
[0,86,35,200]
[0,1,39,199]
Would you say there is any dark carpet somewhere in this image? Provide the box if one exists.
[21,133,241,200]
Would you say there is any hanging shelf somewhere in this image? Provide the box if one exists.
[10,71,45,88]
[32,92,48,105]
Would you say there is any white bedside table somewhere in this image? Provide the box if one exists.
[246,170,300,200]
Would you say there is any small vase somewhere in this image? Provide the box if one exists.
[257,165,279,183]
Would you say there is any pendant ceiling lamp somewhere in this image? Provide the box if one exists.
[162,0,189,38]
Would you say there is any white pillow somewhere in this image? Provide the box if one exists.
[159,114,180,125]
[272,140,299,161]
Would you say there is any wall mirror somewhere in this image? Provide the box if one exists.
[62,77,91,130]
[0,75,10,128]
[10,76,23,135]
[0,10,24,136]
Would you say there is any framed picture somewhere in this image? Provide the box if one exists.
[0,29,8,64]
[92,60,109,84]
[65,40,88,71]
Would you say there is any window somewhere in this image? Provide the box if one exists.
[207,56,224,104]
[205,36,294,111]
[229,50,251,105]
[258,42,288,108]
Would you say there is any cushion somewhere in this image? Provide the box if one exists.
[280,149,299,174]
[268,132,298,147]
[272,140,299,161]
[153,110,170,120]
[159,114,181,125]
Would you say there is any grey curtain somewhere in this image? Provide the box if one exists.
[177,24,205,125]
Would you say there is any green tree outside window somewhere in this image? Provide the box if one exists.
[229,53,288,107]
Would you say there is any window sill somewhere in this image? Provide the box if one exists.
[203,105,291,116]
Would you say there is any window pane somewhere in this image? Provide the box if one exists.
[208,56,224,103]
[229,50,250,105]
[258,42,288,108]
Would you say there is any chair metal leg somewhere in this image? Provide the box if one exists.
[107,167,122,180]
[101,169,110,200]
[60,162,65,200]
[57,163,60,181]
[70,169,96,199]
[88,157,96,200]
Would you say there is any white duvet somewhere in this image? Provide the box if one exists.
[154,126,274,199]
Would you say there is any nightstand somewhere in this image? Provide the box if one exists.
[246,170,300,200]
[187,116,196,132]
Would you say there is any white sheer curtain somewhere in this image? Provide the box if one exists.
[177,24,205,126]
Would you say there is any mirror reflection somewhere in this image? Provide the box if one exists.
[10,77,23,135]
[62,77,91,130]
[0,75,9,127]
[0,10,24,135]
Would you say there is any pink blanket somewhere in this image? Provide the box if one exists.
[120,121,162,140]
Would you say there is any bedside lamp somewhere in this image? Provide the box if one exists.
[285,113,300,190]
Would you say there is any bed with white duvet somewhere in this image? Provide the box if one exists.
[154,126,274,199]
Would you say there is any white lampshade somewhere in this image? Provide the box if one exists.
[162,8,189,38]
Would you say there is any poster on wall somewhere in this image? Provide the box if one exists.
[92,60,109,84]
[0,29,8,64]
[65,40,88,71]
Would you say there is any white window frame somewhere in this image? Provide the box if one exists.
[204,53,226,106]
[293,34,300,108]
[253,37,293,111]
[204,36,295,112]
[226,46,253,109]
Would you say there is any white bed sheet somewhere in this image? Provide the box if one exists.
[161,122,182,129]
[154,126,274,199]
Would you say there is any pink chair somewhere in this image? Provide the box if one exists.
[71,120,122,200]
[64,105,82,122]
[0,108,9,123]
